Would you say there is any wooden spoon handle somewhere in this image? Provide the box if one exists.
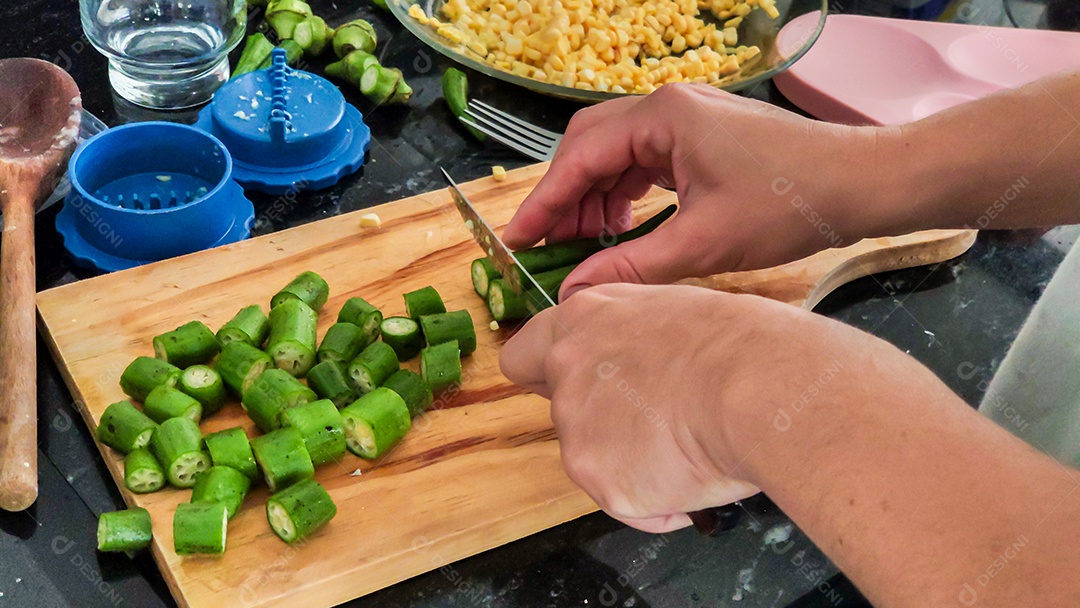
[0,190,38,511]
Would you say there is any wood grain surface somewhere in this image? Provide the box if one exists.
[37,162,975,608]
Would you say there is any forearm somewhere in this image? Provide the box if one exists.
[864,70,1080,237]
[709,339,1080,606]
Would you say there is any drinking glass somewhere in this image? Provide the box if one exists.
[80,0,246,109]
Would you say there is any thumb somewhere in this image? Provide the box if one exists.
[559,227,690,300]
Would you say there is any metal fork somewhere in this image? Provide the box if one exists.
[460,99,563,162]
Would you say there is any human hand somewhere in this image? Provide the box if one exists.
[503,84,900,299]
[499,282,940,533]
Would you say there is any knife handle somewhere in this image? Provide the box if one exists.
[688,504,742,537]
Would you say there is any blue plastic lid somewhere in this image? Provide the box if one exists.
[194,49,370,194]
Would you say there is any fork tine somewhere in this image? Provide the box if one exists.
[469,99,562,142]
[459,116,552,162]
[465,106,557,152]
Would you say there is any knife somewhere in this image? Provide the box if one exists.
[440,167,739,537]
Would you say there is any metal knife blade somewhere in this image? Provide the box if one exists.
[441,167,556,312]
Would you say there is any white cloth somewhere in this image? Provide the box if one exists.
[979,240,1080,467]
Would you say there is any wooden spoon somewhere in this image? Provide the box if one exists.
[0,58,81,511]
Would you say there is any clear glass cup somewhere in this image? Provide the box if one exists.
[80,0,246,109]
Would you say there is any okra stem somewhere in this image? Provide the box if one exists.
[97,400,158,454]
[173,502,228,555]
[403,286,446,320]
[380,316,422,360]
[120,356,181,402]
[419,310,476,355]
[251,428,315,492]
[383,369,433,417]
[124,448,165,494]
[340,388,411,459]
[306,360,358,409]
[271,271,329,312]
[266,478,337,544]
[348,341,400,394]
[191,466,251,520]
[215,341,274,396]
[144,385,203,424]
[281,399,346,465]
[204,427,259,481]
[150,417,211,488]
[153,321,220,368]
[420,341,462,393]
[217,305,270,348]
[97,508,152,553]
[242,369,317,433]
[317,322,367,365]
[268,298,319,377]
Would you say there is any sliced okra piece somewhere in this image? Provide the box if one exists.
[120,356,181,402]
[383,369,433,417]
[317,322,367,365]
[470,257,500,299]
[215,341,274,396]
[251,427,315,492]
[97,400,158,454]
[173,502,228,555]
[306,360,357,409]
[347,341,400,394]
[488,278,530,322]
[217,305,270,348]
[337,297,383,346]
[281,399,346,466]
[178,364,227,416]
[153,320,220,368]
[124,447,165,494]
[420,340,462,393]
[403,286,446,320]
[143,385,202,424]
[150,417,211,488]
[419,310,476,356]
[270,271,330,312]
[241,368,317,433]
[191,466,251,520]
[97,507,152,553]
[266,478,337,544]
[267,298,318,377]
[380,316,422,361]
[204,426,259,481]
[340,388,411,459]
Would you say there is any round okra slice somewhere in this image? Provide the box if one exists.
[191,466,250,519]
[488,279,530,322]
[215,341,274,396]
[217,305,270,348]
[379,316,422,361]
[340,388,411,459]
[203,426,259,481]
[97,507,152,553]
[173,502,228,555]
[266,478,337,544]
[281,399,346,466]
[267,298,318,377]
[120,356,181,402]
[347,341,399,394]
[97,400,158,454]
[470,257,500,299]
[124,447,165,494]
[143,385,203,424]
[178,365,227,416]
[251,427,315,492]
[150,417,211,488]
[153,320,221,368]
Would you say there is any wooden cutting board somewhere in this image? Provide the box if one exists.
[37,163,975,608]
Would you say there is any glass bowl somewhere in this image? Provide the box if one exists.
[388,0,828,102]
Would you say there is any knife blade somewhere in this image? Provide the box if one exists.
[441,167,732,537]
[441,167,556,313]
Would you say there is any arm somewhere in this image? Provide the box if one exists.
[501,285,1080,607]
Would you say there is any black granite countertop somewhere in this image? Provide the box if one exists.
[2,0,1077,606]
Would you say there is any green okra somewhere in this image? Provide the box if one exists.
[420,340,462,393]
[97,400,158,454]
[306,360,358,409]
[383,369,433,417]
[266,478,337,544]
[203,427,259,481]
[268,298,319,377]
[337,296,383,345]
[271,271,329,312]
[242,368,317,433]
[251,427,315,492]
[403,286,446,320]
[124,448,165,494]
[97,508,152,553]
[150,417,211,488]
[265,0,313,40]
[178,365,227,416]
[217,305,270,348]
[173,502,228,555]
[291,14,333,56]
[379,316,422,361]
[488,278,531,322]
[470,257,500,298]
[281,399,346,465]
[317,322,367,365]
[419,310,476,356]
[332,19,377,57]
[505,204,677,285]
[233,33,275,78]
[347,341,400,394]
[215,341,274,396]
[191,466,251,519]
[442,68,485,141]
[153,321,220,368]
[143,385,203,424]
[340,388,411,459]
[120,356,181,402]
